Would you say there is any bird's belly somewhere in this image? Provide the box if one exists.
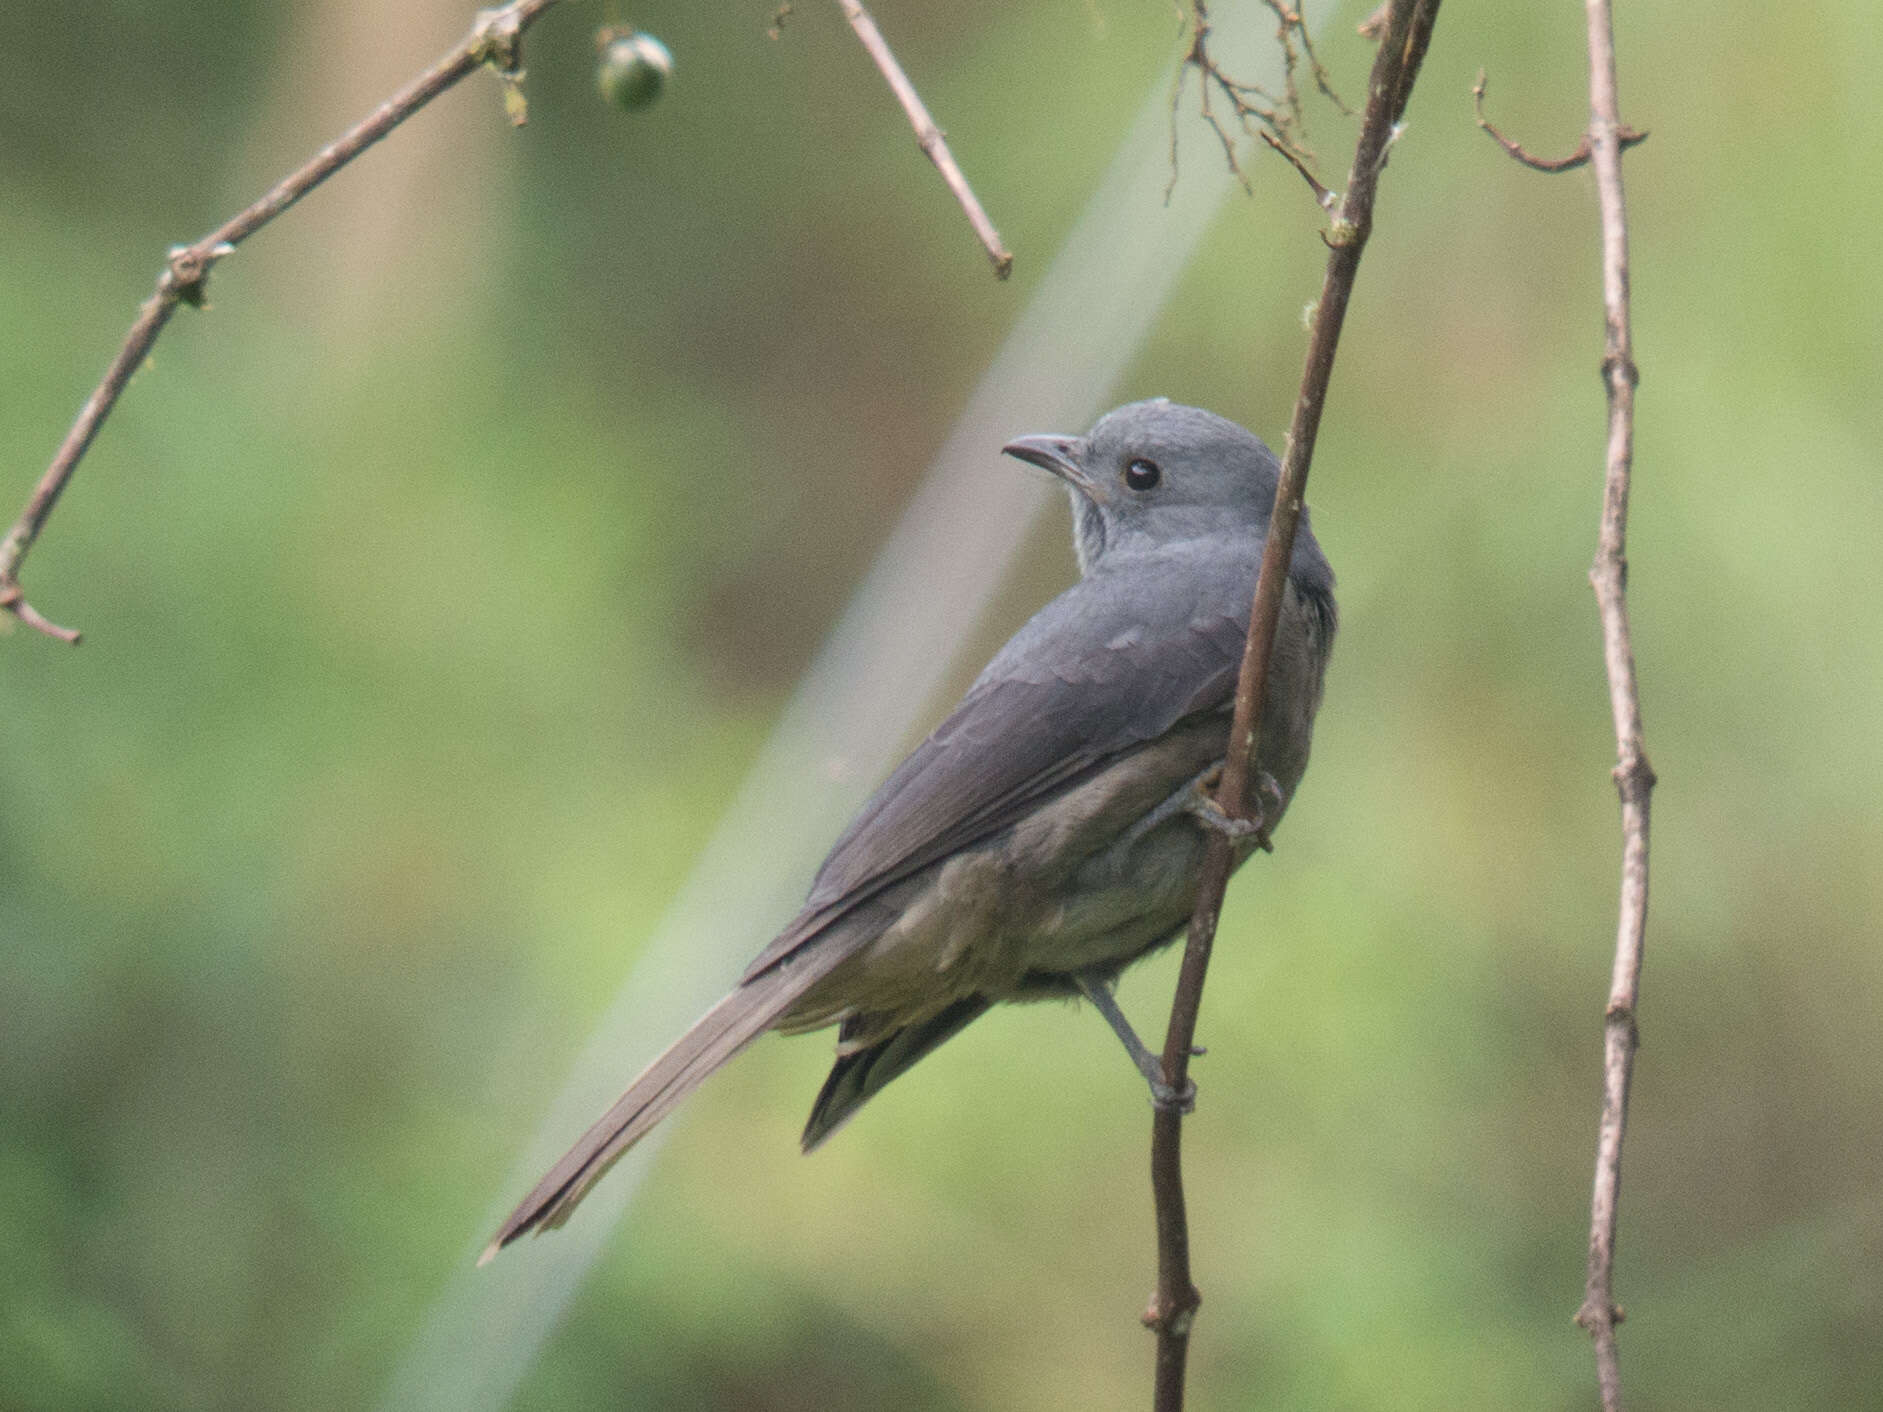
[790,722,1234,1027]
[1017,817,1210,975]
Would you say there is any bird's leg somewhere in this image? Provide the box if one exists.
[1182,763,1280,853]
[1073,971,1196,1113]
[1121,763,1215,847]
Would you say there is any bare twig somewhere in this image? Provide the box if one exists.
[1258,129,1337,212]
[1571,3,1653,1408]
[0,0,565,644]
[1144,5,1441,1409]
[1473,69,1646,173]
[835,0,1013,279]
[1168,1,1312,200]
[1472,13,1654,1407]
[1262,0,1351,121]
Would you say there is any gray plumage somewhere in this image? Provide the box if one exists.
[484,399,1335,1260]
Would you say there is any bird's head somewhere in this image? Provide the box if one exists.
[1003,399,1288,574]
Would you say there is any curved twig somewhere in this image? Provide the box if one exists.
[1473,68,1646,174]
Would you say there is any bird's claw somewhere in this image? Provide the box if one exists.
[1150,1075,1197,1114]
[1188,793,1264,839]
[1184,771,1275,851]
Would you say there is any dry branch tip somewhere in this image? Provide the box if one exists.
[836,0,1013,278]
[0,582,82,643]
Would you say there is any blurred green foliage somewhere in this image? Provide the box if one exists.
[4,2,1882,1408]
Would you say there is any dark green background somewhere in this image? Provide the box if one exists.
[4,2,1879,1407]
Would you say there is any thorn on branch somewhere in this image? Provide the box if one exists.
[1473,70,1647,173]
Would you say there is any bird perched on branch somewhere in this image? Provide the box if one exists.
[485,399,1336,1262]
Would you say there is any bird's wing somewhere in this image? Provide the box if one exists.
[742,545,1255,981]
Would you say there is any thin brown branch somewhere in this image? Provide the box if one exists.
[1571,2,1654,1408]
[1144,4,1441,1409]
[0,0,565,643]
[1467,22,1652,1411]
[835,0,1013,280]
[1473,69,1647,174]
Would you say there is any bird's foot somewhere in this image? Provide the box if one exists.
[1183,766,1277,852]
[1074,971,1198,1113]
[1149,1073,1197,1114]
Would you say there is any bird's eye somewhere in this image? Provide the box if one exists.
[1125,457,1161,491]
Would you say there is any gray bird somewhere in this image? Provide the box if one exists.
[484,399,1335,1260]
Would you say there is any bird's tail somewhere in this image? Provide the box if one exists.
[482,944,851,1262]
[799,996,993,1153]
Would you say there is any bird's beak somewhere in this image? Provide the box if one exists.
[1001,434,1105,503]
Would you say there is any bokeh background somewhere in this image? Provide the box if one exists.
[5,2,1881,1408]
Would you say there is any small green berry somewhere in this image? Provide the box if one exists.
[597,31,671,112]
